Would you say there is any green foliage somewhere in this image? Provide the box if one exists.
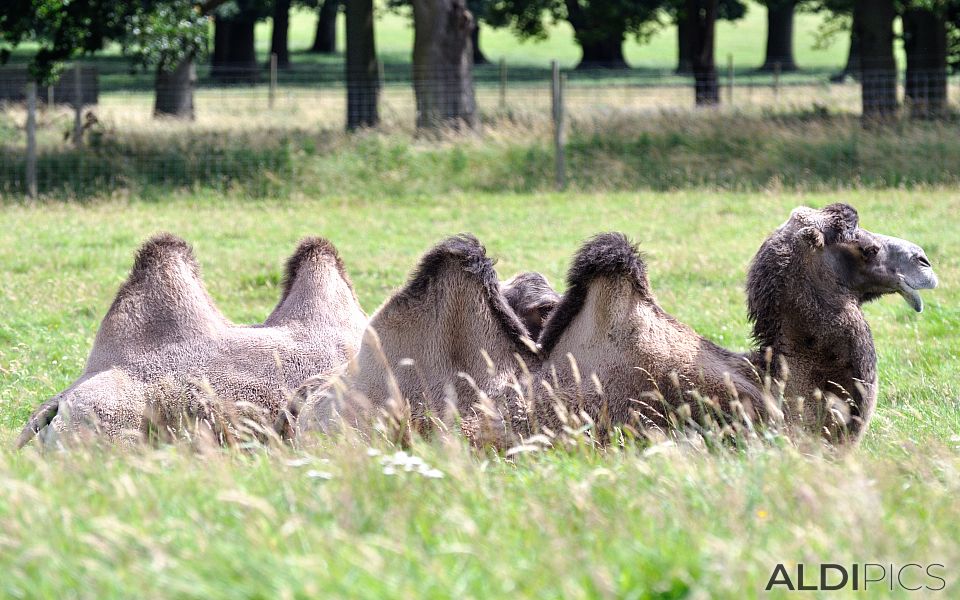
[0,0,213,81]
[486,0,665,43]
[120,1,209,71]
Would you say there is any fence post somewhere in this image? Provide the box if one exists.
[269,53,278,109]
[47,84,55,109]
[499,58,507,110]
[727,53,734,106]
[73,64,83,148]
[773,61,781,105]
[26,81,38,199]
[551,60,566,190]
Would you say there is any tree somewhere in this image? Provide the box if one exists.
[854,0,897,119]
[487,0,662,69]
[759,0,798,71]
[271,0,292,67]
[346,0,380,128]
[1,0,213,120]
[903,4,948,116]
[666,0,745,75]
[687,0,719,105]
[411,0,477,128]
[211,0,271,82]
[123,2,209,119]
[310,0,340,53]
[468,0,490,64]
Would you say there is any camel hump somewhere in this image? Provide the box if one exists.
[266,237,365,330]
[90,234,225,369]
[131,232,196,277]
[280,237,351,302]
[393,234,533,351]
[539,232,651,354]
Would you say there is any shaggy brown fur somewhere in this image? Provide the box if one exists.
[16,234,367,448]
[745,203,937,442]
[292,208,937,447]
[291,235,538,442]
[527,233,766,440]
[500,272,560,342]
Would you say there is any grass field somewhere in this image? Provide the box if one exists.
[1,191,958,597]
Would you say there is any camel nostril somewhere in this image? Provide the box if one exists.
[916,255,932,268]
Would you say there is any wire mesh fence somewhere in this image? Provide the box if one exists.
[2,58,959,198]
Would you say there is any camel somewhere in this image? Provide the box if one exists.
[16,233,366,448]
[500,272,560,342]
[744,203,938,441]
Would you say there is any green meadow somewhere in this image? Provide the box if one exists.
[1,190,957,598]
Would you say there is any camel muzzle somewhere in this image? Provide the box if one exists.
[879,235,939,312]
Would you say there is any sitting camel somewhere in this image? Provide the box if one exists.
[290,203,937,446]
[16,233,367,448]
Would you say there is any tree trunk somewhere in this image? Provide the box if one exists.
[154,57,196,120]
[472,21,489,65]
[564,0,627,70]
[687,0,719,105]
[676,17,692,74]
[311,0,339,54]
[212,16,259,83]
[854,0,897,120]
[346,0,379,129]
[575,35,628,69]
[903,7,947,118]
[271,0,292,68]
[760,0,797,71]
[411,0,477,129]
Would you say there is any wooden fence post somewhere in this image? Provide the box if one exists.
[269,53,278,109]
[26,81,38,199]
[773,61,781,105]
[73,64,83,148]
[551,61,566,190]
[727,54,734,106]
[499,58,507,110]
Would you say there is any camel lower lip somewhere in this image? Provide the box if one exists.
[897,283,923,313]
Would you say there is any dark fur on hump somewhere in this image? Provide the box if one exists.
[746,203,860,350]
[109,233,199,311]
[132,232,196,275]
[395,234,537,359]
[539,232,651,354]
[280,237,352,302]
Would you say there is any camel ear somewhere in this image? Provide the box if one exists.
[797,226,825,250]
[820,203,859,241]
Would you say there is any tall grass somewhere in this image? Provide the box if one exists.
[5,112,960,200]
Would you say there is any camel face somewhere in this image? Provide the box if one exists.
[846,234,938,312]
[501,272,560,341]
[782,204,939,312]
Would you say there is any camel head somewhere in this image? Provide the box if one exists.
[500,272,560,341]
[761,203,938,313]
